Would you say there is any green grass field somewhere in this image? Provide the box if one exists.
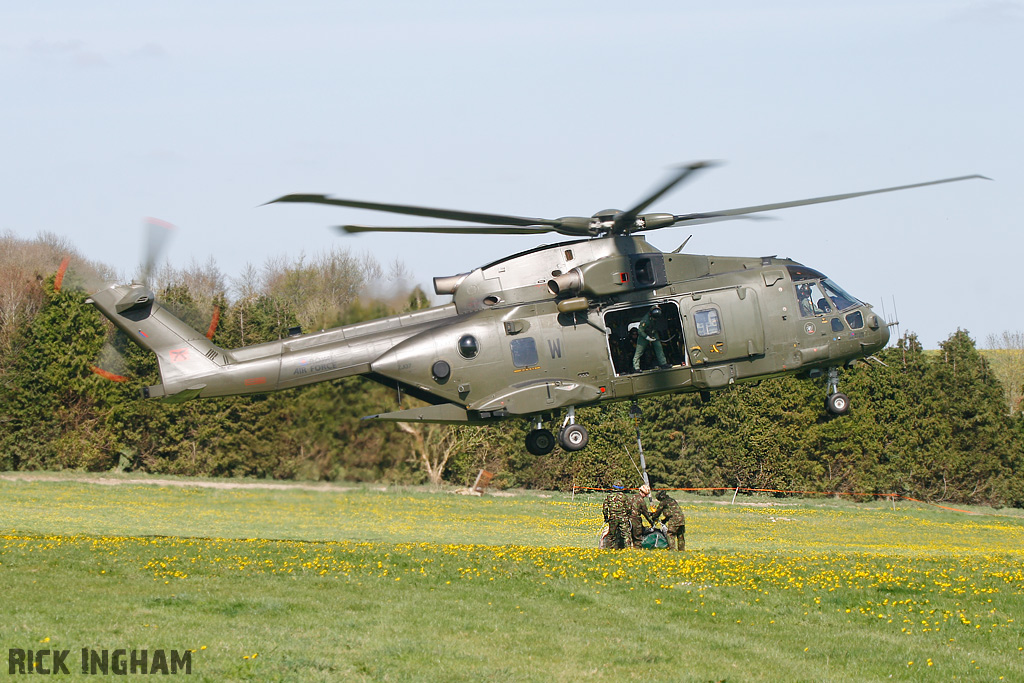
[2,473,1022,681]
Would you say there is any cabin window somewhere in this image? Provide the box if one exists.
[846,311,864,329]
[458,335,479,359]
[831,318,844,333]
[510,337,539,368]
[694,308,721,337]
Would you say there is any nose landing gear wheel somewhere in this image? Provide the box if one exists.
[525,428,556,455]
[826,392,850,415]
[558,424,589,452]
[824,367,851,415]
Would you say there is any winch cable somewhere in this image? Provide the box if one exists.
[630,401,651,490]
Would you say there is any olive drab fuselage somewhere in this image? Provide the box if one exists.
[89,165,979,453]
[88,234,889,432]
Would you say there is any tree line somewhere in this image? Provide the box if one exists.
[1,233,1022,506]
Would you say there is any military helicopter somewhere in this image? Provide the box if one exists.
[87,163,984,455]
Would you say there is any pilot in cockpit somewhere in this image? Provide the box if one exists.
[797,284,814,317]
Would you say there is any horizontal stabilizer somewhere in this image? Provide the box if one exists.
[162,385,206,403]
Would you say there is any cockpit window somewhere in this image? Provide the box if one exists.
[786,265,826,282]
[795,281,831,317]
[821,279,860,311]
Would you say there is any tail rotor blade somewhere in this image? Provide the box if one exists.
[91,338,131,383]
[140,217,176,286]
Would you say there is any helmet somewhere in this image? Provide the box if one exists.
[650,306,662,317]
[656,490,670,500]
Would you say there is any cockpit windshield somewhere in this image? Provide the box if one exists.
[821,279,861,311]
[790,267,863,318]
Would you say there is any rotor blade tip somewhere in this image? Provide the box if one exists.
[267,193,328,205]
[678,160,721,171]
[144,217,176,231]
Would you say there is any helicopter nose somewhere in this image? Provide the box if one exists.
[865,306,890,351]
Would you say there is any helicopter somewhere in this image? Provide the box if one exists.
[87,162,984,455]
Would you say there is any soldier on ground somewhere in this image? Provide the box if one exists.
[627,483,654,548]
[651,490,686,551]
[602,481,631,549]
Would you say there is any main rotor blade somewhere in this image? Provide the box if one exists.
[339,224,558,235]
[613,161,717,233]
[668,174,989,226]
[270,194,562,228]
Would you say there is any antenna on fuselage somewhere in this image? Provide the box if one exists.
[880,296,901,346]
[671,235,693,254]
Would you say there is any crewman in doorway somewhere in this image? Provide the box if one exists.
[633,306,669,372]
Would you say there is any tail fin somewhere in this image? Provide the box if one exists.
[88,283,226,401]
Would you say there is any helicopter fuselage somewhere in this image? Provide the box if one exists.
[87,163,982,454]
[89,234,888,442]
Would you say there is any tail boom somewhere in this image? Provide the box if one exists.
[88,283,459,402]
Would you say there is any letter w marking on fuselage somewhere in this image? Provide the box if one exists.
[548,338,562,359]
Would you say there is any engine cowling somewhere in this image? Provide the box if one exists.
[547,254,667,298]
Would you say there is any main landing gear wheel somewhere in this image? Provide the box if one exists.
[525,428,556,455]
[558,423,589,452]
[826,392,850,415]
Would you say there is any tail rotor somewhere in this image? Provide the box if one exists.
[90,218,177,383]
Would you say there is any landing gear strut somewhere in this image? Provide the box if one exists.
[824,367,850,415]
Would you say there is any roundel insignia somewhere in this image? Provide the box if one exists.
[804,322,816,335]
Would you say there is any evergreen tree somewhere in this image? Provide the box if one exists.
[0,277,120,470]
[927,330,1015,504]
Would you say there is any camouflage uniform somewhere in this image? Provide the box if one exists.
[627,490,655,548]
[652,492,686,551]
[603,487,631,549]
[633,307,668,371]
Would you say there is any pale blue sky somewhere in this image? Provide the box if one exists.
[1,1,1020,347]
